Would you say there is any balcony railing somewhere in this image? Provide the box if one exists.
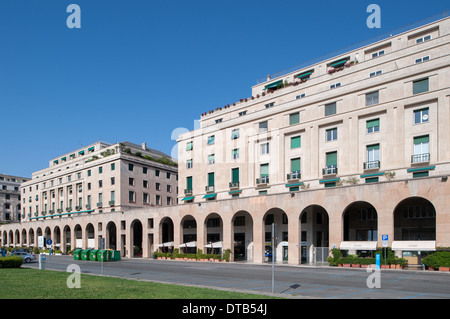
[322,166,338,175]
[109,201,115,206]
[97,202,103,208]
[184,189,193,195]
[205,185,215,193]
[287,171,301,180]
[256,176,269,185]
[411,153,430,164]
[229,182,240,189]
[86,204,91,210]
[363,160,380,170]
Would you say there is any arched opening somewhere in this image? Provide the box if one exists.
[14,229,20,246]
[44,227,51,247]
[263,208,288,263]
[232,211,253,262]
[106,221,117,250]
[130,219,143,257]
[392,197,436,265]
[299,205,330,264]
[85,223,95,249]
[63,225,71,254]
[159,217,174,253]
[28,229,35,248]
[204,213,223,255]
[341,201,378,257]
[74,224,82,249]
[53,226,61,251]
[180,215,197,254]
[21,229,27,246]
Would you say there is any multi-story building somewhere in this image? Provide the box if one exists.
[1,14,449,266]
[20,141,178,222]
[0,174,30,223]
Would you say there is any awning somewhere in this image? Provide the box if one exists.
[391,241,436,251]
[203,193,216,199]
[264,80,282,90]
[179,241,197,248]
[204,241,222,248]
[181,196,195,201]
[330,58,348,67]
[297,71,313,78]
[340,241,377,250]
[157,241,174,248]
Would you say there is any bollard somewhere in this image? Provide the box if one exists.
[39,254,46,270]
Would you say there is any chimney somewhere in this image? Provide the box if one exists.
[142,142,147,150]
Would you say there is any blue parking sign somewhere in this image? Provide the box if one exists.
[46,238,52,246]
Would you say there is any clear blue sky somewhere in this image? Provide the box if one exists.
[0,1,448,178]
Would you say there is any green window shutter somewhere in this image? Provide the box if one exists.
[326,152,337,166]
[413,78,429,95]
[414,135,429,144]
[289,113,300,125]
[207,136,215,145]
[208,172,215,186]
[366,144,379,151]
[365,177,379,184]
[413,171,429,178]
[186,176,192,190]
[366,119,380,128]
[290,158,301,172]
[186,142,193,151]
[260,164,269,177]
[291,136,301,149]
[232,168,239,183]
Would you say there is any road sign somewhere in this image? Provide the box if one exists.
[46,238,53,246]
[382,234,388,247]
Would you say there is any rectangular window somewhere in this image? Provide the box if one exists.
[325,151,338,175]
[372,50,385,58]
[367,144,380,163]
[370,70,382,77]
[413,78,429,95]
[143,167,147,174]
[414,108,429,124]
[260,164,269,178]
[231,168,239,184]
[325,102,336,116]
[366,91,379,106]
[208,154,215,164]
[415,56,430,64]
[326,128,338,141]
[265,102,275,108]
[232,148,239,160]
[330,82,341,89]
[128,164,134,171]
[231,129,240,139]
[111,163,115,171]
[291,136,301,149]
[186,141,193,151]
[289,113,300,125]
[413,135,429,156]
[366,119,380,133]
[208,172,215,187]
[207,135,215,145]
[186,159,193,169]
[238,111,247,116]
[186,176,193,191]
[416,34,431,44]
[128,191,135,202]
[98,167,102,174]
[259,121,268,133]
[290,158,301,173]
[260,143,269,155]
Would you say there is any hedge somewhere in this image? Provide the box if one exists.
[0,257,23,268]
[422,251,450,268]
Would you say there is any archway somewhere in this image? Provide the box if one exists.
[232,211,253,261]
[180,215,197,254]
[392,197,436,265]
[130,219,143,257]
[21,229,27,246]
[263,208,288,263]
[299,205,329,264]
[28,229,35,248]
[63,225,71,254]
[106,221,117,250]
[74,224,82,249]
[85,223,95,249]
[204,213,223,255]
[159,217,174,253]
[53,226,61,251]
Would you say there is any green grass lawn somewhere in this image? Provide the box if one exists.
[0,268,279,299]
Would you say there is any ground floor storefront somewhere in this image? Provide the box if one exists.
[1,176,449,266]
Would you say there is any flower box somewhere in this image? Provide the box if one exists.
[343,264,351,267]
[439,267,450,272]
[351,264,360,268]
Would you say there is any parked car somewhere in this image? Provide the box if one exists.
[11,252,36,263]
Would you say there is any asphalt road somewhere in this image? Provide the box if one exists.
[24,255,450,299]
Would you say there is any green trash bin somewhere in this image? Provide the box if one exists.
[112,250,121,261]
[90,249,99,261]
[97,250,108,262]
[73,249,82,260]
[81,249,91,260]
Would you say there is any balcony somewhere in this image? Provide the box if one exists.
[184,189,193,195]
[322,166,338,176]
[287,171,301,180]
[66,207,72,212]
[75,206,82,211]
[109,200,115,206]
[97,202,103,208]
[411,153,430,164]
[205,185,215,193]
[229,182,240,189]
[85,204,91,210]
[363,161,380,170]
[49,210,55,215]
[256,176,269,185]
